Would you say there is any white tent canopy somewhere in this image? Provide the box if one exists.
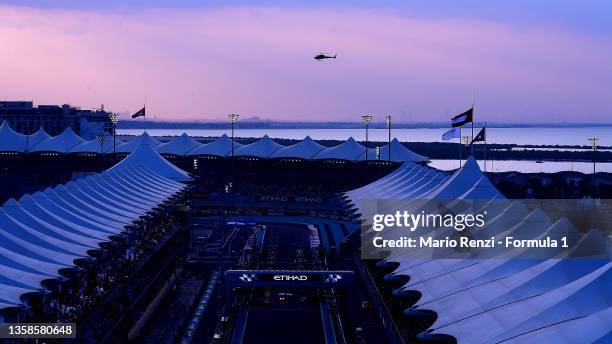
[270,136,326,159]
[187,134,242,157]
[378,138,428,162]
[314,137,367,161]
[0,149,189,310]
[108,142,192,182]
[344,154,609,344]
[425,156,503,200]
[69,135,125,153]
[156,133,203,155]
[0,129,431,161]
[233,135,283,158]
[0,121,28,152]
[115,132,160,153]
[26,127,51,151]
[29,127,86,153]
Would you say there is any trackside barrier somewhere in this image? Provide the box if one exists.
[352,253,405,344]
[180,270,220,344]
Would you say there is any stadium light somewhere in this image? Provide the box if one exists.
[362,115,373,161]
[108,112,120,153]
[95,134,106,153]
[229,114,239,158]
[96,134,106,170]
[386,115,391,162]
[588,137,600,174]
[228,114,239,209]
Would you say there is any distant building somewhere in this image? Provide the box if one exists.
[0,101,112,139]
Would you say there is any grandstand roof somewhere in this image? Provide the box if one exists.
[428,262,611,344]
[108,141,192,182]
[187,134,242,157]
[233,135,283,158]
[0,128,430,162]
[345,155,610,344]
[377,138,429,162]
[270,136,326,159]
[0,151,189,310]
[497,306,611,343]
[313,137,367,161]
[26,127,51,150]
[29,127,86,153]
[115,132,161,153]
[69,135,125,153]
[0,121,28,152]
[425,156,503,200]
[156,133,203,155]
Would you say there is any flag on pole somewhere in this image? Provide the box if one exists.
[131,107,146,118]
[451,107,473,127]
[442,127,461,141]
[469,127,486,145]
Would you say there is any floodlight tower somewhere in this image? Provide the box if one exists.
[96,134,106,170]
[229,114,239,159]
[386,115,392,162]
[588,137,600,174]
[362,115,373,161]
[108,112,120,153]
[96,134,106,153]
[229,114,239,209]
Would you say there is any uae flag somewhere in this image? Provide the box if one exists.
[131,107,146,118]
[451,107,473,128]
[469,127,486,145]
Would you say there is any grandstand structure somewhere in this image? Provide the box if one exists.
[342,157,611,344]
[0,124,415,210]
[0,122,428,162]
[0,120,609,343]
[0,141,192,340]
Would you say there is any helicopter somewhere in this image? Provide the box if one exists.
[314,53,337,60]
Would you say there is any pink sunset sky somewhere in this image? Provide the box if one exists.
[0,2,611,123]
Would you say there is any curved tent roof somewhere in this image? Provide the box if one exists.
[69,135,125,153]
[345,162,414,199]
[156,133,203,155]
[0,163,188,310]
[424,156,502,200]
[497,306,611,343]
[344,146,609,344]
[233,135,283,158]
[0,121,28,152]
[115,132,161,153]
[187,134,242,157]
[29,127,85,153]
[378,138,428,162]
[108,142,192,182]
[270,136,326,159]
[428,262,611,344]
[26,127,51,151]
[313,137,366,161]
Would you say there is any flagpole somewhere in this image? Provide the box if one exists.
[484,122,487,172]
[459,127,462,168]
[143,96,147,133]
[471,89,475,156]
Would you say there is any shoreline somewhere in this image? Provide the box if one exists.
[117,121,612,130]
[117,134,612,164]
